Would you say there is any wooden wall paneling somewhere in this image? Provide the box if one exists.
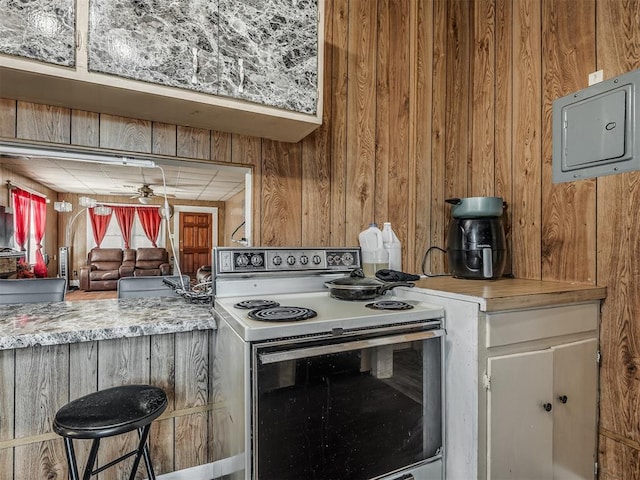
[13,345,68,479]
[410,0,434,274]
[345,0,377,244]
[177,126,211,160]
[0,349,15,480]
[301,0,333,247]
[494,0,513,275]
[596,0,640,468]
[67,341,99,477]
[329,0,349,246]
[444,1,471,200]
[510,0,542,279]
[16,101,70,142]
[599,434,640,480]
[212,131,232,164]
[377,0,411,259]
[71,110,100,147]
[99,114,152,153]
[428,0,449,275]
[231,135,262,246]
[0,98,16,138]
[150,334,176,474]
[470,0,495,196]
[152,122,178,156]
[375,0,391,223]
[260,140,303,246]
[97,336,150,480]
[174,331,209,470]
[541,0,596,284]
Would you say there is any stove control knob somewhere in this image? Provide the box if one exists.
[312,255,322,265]
[342,253,354,265]
[236,254,249,267]
[300,255,309,265]
[251,254,263,267]
[287,255,296,266]
[272,255,282,266]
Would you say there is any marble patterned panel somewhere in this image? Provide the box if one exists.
[218,0,318,114]
[0,0,75,66]
[88,0,219,95]
[0,296,215,350]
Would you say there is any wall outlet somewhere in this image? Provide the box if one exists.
[589,70,604,86]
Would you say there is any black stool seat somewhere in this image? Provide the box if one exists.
[53,385,168,480]
[54,385,167,438]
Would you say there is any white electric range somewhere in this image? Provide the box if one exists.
[211,247,446,480]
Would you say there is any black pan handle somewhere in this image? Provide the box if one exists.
[445,198,462,205]
[378,281,415,294]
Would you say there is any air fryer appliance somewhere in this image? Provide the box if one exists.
[447,217,506,279]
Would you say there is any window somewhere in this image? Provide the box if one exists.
[86,212,166,249]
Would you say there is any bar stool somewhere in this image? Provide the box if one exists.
[53,384,168,480]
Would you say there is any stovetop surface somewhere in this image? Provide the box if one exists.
[214,291,444,342]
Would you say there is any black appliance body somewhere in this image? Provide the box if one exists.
[447,217,506,279]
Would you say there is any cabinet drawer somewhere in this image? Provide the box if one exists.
[485,303,598,347]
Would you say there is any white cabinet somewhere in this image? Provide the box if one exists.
[0,0,75,66]
[0,0,324,142]
[88,0,219,94]
[487,339,598,479]
[394,284,603,480]
[218,0,319,114]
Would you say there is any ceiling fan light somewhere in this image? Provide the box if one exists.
[138,196,152,205]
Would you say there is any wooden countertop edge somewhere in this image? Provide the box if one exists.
[409,277,607,312]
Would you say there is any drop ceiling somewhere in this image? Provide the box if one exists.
[0,155,248,203]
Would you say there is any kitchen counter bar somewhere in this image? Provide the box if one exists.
[411,276,606,311]
[0,296,215,350]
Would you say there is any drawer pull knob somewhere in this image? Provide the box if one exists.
[558,395,568,404]
[543,402,552,412]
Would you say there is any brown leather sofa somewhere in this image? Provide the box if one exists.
[133,248,171,277]
[80,248,172,290]
[79,248,135,291]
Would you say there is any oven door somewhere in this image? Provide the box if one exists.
[252,327,444,480]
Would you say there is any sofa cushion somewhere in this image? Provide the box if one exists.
[90,269,120,281]
[136,248,168,263]
[92,261,123,271]
[89,248,123,263]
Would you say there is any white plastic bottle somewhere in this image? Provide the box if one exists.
[382,222,402,271]
[358,223,389,277]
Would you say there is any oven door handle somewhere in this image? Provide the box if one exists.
[258,329,444,365]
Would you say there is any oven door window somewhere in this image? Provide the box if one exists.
[253,329,443,480]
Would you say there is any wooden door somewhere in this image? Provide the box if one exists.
[179,212,213,278]
[487,349,554,480]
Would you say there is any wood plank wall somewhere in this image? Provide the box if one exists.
[2,0,640,475]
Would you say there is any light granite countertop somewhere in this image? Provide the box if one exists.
[0,296,216,350]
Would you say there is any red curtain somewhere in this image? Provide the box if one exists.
[113,206,136,248]
[88,208,112,247]
[31,194,47,278]
[11,188,31,251]
[136,207,162,247]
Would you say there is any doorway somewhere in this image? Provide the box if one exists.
[178,211,213,277]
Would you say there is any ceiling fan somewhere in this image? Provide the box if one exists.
[128,184,175,204]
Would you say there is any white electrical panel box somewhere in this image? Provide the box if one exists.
[553,68,640,183]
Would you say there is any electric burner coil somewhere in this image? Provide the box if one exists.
[365,300,414,311]
[248,306,318,322]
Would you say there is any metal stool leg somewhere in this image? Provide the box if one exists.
[128,424,152,480]
[83,439,101,480]
[62,438,80,480]
[139,426,158,480]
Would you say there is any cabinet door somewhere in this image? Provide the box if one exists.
[218,0,319,114]
[552,339,598,480]
[0,0,75,66]
[487,350,554,479]
[88,0,219,94]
